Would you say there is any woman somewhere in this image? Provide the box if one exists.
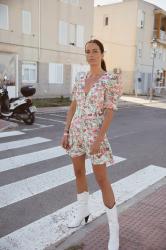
[61,39,122,250]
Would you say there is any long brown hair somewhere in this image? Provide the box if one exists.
[85,39,107,71]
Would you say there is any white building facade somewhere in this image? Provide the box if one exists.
[0,0,93,98]
[94,0,166,95]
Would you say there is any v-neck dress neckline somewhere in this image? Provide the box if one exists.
[83,72,107,97]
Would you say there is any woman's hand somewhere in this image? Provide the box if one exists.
[90,140,101,155]
[61,134,70,150]
[90,134,104,155]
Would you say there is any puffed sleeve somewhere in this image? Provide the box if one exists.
[71,73,79,101]
[104,73,123,111]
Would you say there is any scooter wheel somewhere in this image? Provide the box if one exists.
[23,112,35,125]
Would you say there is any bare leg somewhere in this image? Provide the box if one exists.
[92,164,115,208]
[71,154,88,193]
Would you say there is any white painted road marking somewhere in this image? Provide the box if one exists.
[0,137,51,152]
[0,131,25,138]
[22,124,54,131]
[0,156,126,208]
[0,165,165,250]
[49,114,66,118]
[36,116,65,124]
[0,146,66,173]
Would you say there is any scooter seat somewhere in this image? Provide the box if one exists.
[10,97,20,102]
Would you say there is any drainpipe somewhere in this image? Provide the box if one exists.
[15,54,19,97]
[38,0,41,60]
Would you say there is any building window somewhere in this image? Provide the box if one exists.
[137,9,145,29]
[59,21,84,47]
[60,0,79,5]
[22,10,31,34]
[158,47,162,60]
[61,0,69,3]
[138,42,142,57]
[163,49,166,62]
[0,4,9,30]
[70,0,79,5]
[49,63,63,84]
[22,62,37,83]
[104,17,109,26]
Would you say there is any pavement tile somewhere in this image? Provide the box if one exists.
[64,185,166,250]
[82,224,108,250]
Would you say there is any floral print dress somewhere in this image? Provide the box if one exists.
[67,71,122,166]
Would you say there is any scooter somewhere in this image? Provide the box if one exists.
[0,84,37,125]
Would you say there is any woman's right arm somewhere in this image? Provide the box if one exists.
[64,100,76,133]
[61,100,76,149]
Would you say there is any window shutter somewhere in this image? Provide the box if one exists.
[55,64,63,84]
[49,63,63,84]
[69,23,76,45]
[22,10,31,34]
[0,4,8,30]
[49,63,56,84]
[138,42,142,57]
[59,20,68,45]
[76,25,84,48]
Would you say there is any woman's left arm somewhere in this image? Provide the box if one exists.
[97,108,113,141]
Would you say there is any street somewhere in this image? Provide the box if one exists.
[0,104,166,249]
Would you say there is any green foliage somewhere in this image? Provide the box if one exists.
[32,97,71,107]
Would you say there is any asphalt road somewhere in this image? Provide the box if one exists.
[0,104,165,249]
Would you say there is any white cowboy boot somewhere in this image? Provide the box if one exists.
[106,204,119,250]
[68,191,90,228]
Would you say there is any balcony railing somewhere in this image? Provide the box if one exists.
[153,29,166,42]
[160,30,166,41]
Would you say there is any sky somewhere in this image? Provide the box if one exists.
[94,0,166,11]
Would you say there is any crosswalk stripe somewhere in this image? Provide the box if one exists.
[0,137,51,152]
[22,125,54,131]
[49,114,66,118]
[36,116,65,124]
[0,146,66,173]
[0,165,165,250]
[0,156,126,208]
[0,131,24,138]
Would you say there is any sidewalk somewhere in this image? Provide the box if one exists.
[47,179,166,250]
[0,95,166,132]
[119,95,166,109]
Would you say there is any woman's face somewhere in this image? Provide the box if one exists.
[85,42,104,67]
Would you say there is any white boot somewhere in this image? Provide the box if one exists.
[68,191,90,228]
[106,204,119,250]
